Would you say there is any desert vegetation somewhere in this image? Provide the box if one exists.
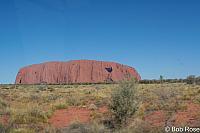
[0,80,200,133]
[109,79,138,127]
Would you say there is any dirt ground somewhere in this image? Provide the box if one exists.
[145,102,200,127]
[49,106,108,128]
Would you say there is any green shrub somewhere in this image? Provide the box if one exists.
[109,79,138,127]
[54,103,68,110]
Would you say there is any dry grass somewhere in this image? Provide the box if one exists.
[0,83,199,132]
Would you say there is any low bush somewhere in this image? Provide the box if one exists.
[109,79,138,127]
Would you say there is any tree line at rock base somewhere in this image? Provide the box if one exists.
[140,75,200,85]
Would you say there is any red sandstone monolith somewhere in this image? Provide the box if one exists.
[15,60,141,84]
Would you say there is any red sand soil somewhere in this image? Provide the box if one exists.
[172,102,200,127]
[144,110,167,127]
[50,102,200,128]
[0,114,9,125]
[49,106,108,128]
[98,106,108,114]
[144,102,200,127]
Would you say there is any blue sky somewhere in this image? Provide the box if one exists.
[0,0,200,83]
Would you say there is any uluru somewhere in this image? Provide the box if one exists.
[15,60,141,84]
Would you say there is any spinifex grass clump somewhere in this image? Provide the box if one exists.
[0,98,7,109]
[109,78,138,127]
[11,107,48,124]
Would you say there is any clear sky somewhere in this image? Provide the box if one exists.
[0,0,200,83]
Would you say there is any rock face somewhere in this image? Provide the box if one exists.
[15,60,141,84]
